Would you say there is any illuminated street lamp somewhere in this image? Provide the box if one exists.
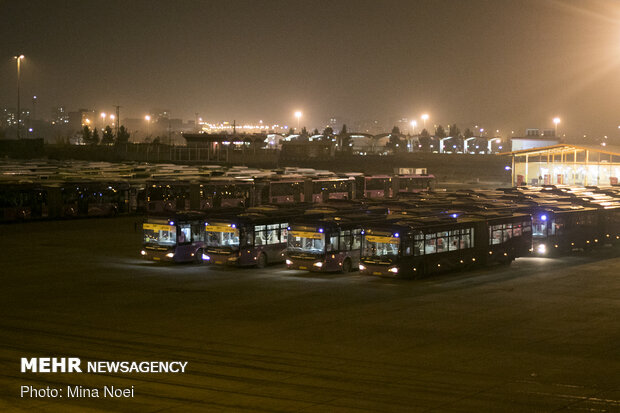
[294,111,302,131]
[421,113,429,128]
[100,112,106,129]
[110,114,115,127]
[14,55,24,139]
[553,117,561,137]
[410,120,417,134]
[145,115,151,137]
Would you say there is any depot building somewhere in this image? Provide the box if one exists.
[502,144,620,186]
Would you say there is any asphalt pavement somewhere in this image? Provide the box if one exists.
[1,216,619,412]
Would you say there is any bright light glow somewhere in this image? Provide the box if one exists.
[101,113,106,119]
[540,215,547,221]
[421,114,429,121]
[169,221,175,225]
[394,233,399,238]
[505,166,511,170]
[145,115,151,121]
[294,111,302,119]
[451,213,458,218]
[358,264,366,271]
[537,244,547,254]
[553,117,561,125]
[286,259,292,265]
[410,120,417,127]
[313,262,323,267]
[166,252,174,258]
[318,228,324,233]
[388,267,399,274]
[202,254,210,261]
[140,250,146,256]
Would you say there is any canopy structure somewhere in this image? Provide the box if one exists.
[499,144,620,187]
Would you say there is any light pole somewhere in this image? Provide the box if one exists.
[410,120,417,135]
[294,111,302,132]
[100,112,106,129]
[421,113,429,129]
[145,115,151,139]
[553,117,561,137]
[14,55,24,139]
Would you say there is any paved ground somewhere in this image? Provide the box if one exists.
[0,216,619,412]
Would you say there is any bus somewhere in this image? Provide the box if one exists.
[256,177,306,204]
[394,174,436,193]
[59,180,130,217]
[358,175,393,199]
[285,213,386,273]
[141,212,206,263]
[359,212,532,278]
[517,204,599,255]
[308,177,356,203]
[201,205,308,267]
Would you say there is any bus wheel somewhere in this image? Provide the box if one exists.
[342,258,352,273]
[256,253,267,269]
[195,249,204,265]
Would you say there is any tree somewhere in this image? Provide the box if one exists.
[391,126,401,135]
[323,126,333,136]
[81,126,92,145]
[449,124,462,152]
[116,125,130,144]
[463,128,474,139]
[340,124,347,135]
[91,128,100,145]
[418,128,431,152]
[300,127,308,138]
[102,126,115,145]
[312,128,320,136]
[448,124,460,138]
[388,126,404,152]
[435,125,446,139]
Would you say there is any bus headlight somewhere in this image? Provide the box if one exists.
[537,244,546,254]
[313,262,323,268]
[358,264,366,271]
[285,259,292,265]
[166,252,174,258]
[202,254,210,261]
[388,267,399,274]
[140,250,146,256]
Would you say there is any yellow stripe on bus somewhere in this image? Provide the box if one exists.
[143,223,174,232]
[289,231,323,239]
[365,235,400,244]
[205,225,238,233]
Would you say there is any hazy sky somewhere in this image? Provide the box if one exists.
[2,0,620,138]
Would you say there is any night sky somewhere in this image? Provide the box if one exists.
[2,0,620,138]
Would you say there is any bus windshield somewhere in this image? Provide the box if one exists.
[143,223,177,246]
[362,235,400,258]
[288,230,325,254]
[205,224,240,248]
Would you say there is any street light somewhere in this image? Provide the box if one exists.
[553,117,561,137]
[100,112,106,129]
[294,111,302,131]
[145,115,151,138]
[421,113,429,128]
[410,120,417,134]
[14,55,24,139]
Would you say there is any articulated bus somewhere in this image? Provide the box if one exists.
[256,178,306,204]
[141,212,206,263]
[309,177,356,203]
[394,174,436,193]
[359,212,532,278]
[285,213,386,273]
[361,175,393,199]
[202,205,307,267]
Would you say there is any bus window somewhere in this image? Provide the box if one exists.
[144,223,176,246]
[362,235,399,257]
[425,234,436,254]
[192,224,203,242]
[533,217,547,237]
[449,230,459,251]
[267,223,280,244]
[279,223,288,243]
[352,229,362,250]
[436,231,448,253]
[414,233,424,256]
[254,225,266,246]
[513,224,522,237]
[205,225,240,247]
[339,230,352,251]
[326,234,339,251]
[178,224,191,244]
[288,231,325,253]
[461,228,474,249]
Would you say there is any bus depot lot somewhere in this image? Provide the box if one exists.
[1,217,619,412]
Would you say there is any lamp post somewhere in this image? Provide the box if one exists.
[553,117,561,137]
[100,112,106,129]
[145,115,151,139]
[421,113,429,129]
[294,111,302,132]
[410,120,417,135]
[14,55,24,139]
